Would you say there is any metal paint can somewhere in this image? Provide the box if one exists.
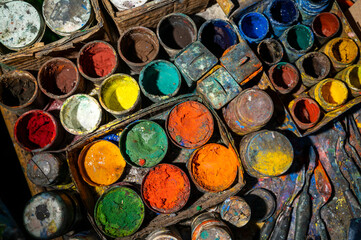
[68,230,99,240]
[220,196,251,227]
[27,152,70,187]
[279,24,314,63]
[321,37,359,72]
[335,64,361,97]
[0,1,46,51]
[174,41,218,87]
[0,70,45,115]
[110,0,147,11]
[295,51,331,87]
[268,62,299,94]
[311,12,340,47]
[157,13,197,60]
[38,57,85,100]
[244,188,276,222]
[238,12,269,44]
[297,0,330,25]
[265,0,299,37]
[198,19,238,58]
[288,96,321,130]
[146,227,183,240]
[23,190,83,240]
[191,212,232,240]
[239,130,294,178]
[139,60,182,102]
[308,78,349,111]
[222,88,273,135]
[118,26,159,74]
[196,65,241,110]
[257,38,284,66]
[42,0,93,36]
[60,94,103,135]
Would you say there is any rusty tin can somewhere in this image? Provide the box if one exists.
[174,41,218,87]
[196,65,241,110]
[268,62,299,94]
[222,88,273,135]
[146,227,183,240]
[257,38,284,66]
[335,64,361,97]
[220,40,263,85]
[191,212,232,240]
[220,196,251,227]
[288,96,322,130]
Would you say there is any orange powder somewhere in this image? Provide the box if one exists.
[167,101,214,149]
[191,143,239,192]
[81,140,126,186]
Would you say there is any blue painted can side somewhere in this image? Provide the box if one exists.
[238,12,270,44]
[296,0,330,25]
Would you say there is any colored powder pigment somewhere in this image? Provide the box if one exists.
[349,66,361,89]
[123,120,168,167]
[270,0,298,24]
[258,39,283,64]
[82,140,126,186]
[0,74,35,107]
[302,53,329,78]
[167,101,214,149]
[79,42,117,78]
[142,164,190,213]
[95,187,144,238]
[331,39,358,63]
[101,74,139,112]
[141,61,180,96]
[313,13,339,37]
[240,12,269,40]
[287,25,312,50]
[321,80,348,105]
[191,143,238,192]
[253,151,292,176]
[293,98,320,124]
[26,113,55,148]
[270,62,298,90]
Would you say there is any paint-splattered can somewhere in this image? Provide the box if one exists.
[94,186,144,238]
[119,120,168,168]
[14,110,64,152]
[321,37,359,72]
[157,13,197,60]
[311,12,340,47]
[174,41,218,87]
[118,26,159,74]
[297,0,330,25]
[220,196,251,227]
[146,227,183,240]
[279,24,314,63]
[191,212,233,240]
[268,62,299,94]
[257,38,284,66]
[166,100,214,149]
[239,130,294,178]
[110,0,147,11]
[27,152,70,187]
[198,19,238,58]
[0,1,46,51]
[244,188,276,222]
[288,96,321,130]
[77,40,118,85]
[308,78,349,111]
[38,57,85,100]
[139,60,182,102]
[196,65,242,110]
[141,164,190,213]
[295,52,331,87]
[0,70,46,115]
[23,190,84,239]
[265,0,299,37]
[335,64,361,97]
[238,12,269,44]
[60,94,102,135]
[222,88,273,135]
[98,73,141,118]
[42,0,93,36]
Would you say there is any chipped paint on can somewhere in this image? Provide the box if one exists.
[174,41,218,87]
[0,1,46,50]
[196,65,241,110]
[335,64,361,97]
[191,212,232,240]
[222,88,273,135]
[220,40,263,85]
[288,96,321,130]
[220,196,251,227]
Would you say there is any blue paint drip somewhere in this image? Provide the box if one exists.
[239,12,269,43]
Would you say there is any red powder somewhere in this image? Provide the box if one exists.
[79,42,116,78]
[313,13,339,37]
[27,113,56,148]
[55,65,77,93]
[271,64,298,90]
[294,99,320,123]
[167,101,214,148]
[142,164,190,213]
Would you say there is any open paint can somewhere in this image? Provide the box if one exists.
[146,227,183,240]
[335,64,361,97]
[257,38,284,66]
[238,12,269,44]
[312,12,340,46]
[244,188,276,222]
[220,196,251,227]
[268,62,299,94]
[289,96,321,130]
[191,212,232,240]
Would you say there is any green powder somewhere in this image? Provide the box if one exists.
[124,120,168,167]
[287,25,312,51]
[95,187,144,238]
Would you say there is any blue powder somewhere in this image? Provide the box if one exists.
[270,0,298,24]
[200,230,209,239]
[240,12,269,40]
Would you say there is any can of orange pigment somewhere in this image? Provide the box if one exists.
[166,100,214,149]
[146,227,183,240]
[191,212,233,240]
[239,130,293,178]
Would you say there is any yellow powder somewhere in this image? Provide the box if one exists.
[332,39,358,63]
[321,80,348,105]
[252,150,292,176]
[102,74,139,111]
